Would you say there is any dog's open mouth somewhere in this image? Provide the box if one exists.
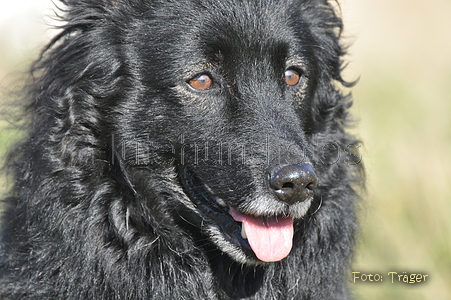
[177,166,295,263]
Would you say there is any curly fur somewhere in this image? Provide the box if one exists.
[0,0,363,299]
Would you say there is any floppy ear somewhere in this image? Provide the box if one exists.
[61,0,147,8]
[23,0,127,179]
[60,0,115,6]
[292,0,354,130]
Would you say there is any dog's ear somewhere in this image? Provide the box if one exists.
[59,0,154,15]
[59,0,119,9]
[61,0,152,8]
[61,0,114,5]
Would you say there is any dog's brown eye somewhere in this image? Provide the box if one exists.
[285,69,300,86]
[189,74,212,90]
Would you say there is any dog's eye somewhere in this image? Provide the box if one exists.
[188,74,213,90]
[284,69,300,86]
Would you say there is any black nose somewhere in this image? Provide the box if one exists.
[269,164,318,205]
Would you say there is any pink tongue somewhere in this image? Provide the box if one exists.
[229,208,294,262]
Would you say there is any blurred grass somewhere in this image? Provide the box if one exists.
[344,1,451,298]
[0,120,23,199]
[351,66,451,299]
[1,1,451,299]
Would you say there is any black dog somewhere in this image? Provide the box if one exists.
[0,0,363,299]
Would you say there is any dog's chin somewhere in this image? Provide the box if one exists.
[177,166,313,265]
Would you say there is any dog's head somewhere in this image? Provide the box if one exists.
[56,0,353,265]
[112,0,351,264]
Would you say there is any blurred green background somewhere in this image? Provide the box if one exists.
[1,1,450,299]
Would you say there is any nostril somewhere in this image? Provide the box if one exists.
[306,181,317,192]
[282,182,294,189]
[269,163,318,205]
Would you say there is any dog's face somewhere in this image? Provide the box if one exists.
[116,0,338,264]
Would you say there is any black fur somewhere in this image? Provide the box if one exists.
[0,0,363,299]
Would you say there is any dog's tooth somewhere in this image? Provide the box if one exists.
[215,197,227,208]
[241,225,247,239]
